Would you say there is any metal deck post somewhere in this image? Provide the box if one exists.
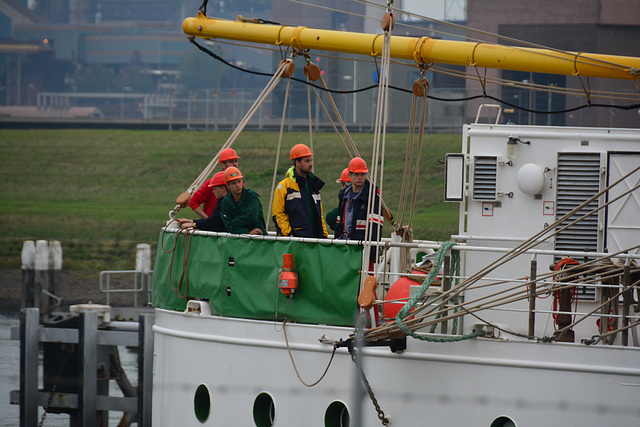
[19,308,39,427]
[78,312,98,426]
[21,241,35,309]
[138,313,154,426]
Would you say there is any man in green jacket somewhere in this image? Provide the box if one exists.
[220,167,267,235]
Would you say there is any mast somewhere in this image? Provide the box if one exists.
[183,14,640,81]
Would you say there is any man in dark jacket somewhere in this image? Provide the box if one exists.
[335,157,384,251]
[272,144,328,238]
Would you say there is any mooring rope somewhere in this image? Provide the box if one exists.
[282,319,338,387]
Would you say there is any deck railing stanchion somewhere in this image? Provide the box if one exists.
[528,254,537,338]
[440,255,451,334]
[622,256,631,346]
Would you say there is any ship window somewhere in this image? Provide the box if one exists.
[193,384,211,423]
[325,401,350,427]
[253,392,275,427]
[491,416,516,427]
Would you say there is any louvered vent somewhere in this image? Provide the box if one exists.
[555,152,600,301]
[472,156,498,201]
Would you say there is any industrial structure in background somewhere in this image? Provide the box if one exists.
[0,0,638,128]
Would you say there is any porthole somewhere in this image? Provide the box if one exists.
[325,401,350,427]
[193,384,211,423]
[491,415,516,427]
[253,392,275,427]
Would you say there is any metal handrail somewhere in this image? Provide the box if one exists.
[99,270,153,306]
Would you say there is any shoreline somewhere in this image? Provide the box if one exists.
[0,269,140,314]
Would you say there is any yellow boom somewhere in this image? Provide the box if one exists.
[183,14,640,80]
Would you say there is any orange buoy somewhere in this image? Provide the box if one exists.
[384,268,439,320]
[384,275,416,321]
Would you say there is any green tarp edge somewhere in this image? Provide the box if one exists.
[152,231,363,326]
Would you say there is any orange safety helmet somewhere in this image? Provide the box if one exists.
[219,147,240,163]
[336,168,351,183]
[207,171,227,187]
[348,157,368,173]
[289,144,313,160]
[224,166,243,182]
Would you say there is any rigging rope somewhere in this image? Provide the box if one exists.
[266,59,294,232]
[305,62,314,167]
[406,81,428,232]
[360,7,392,281]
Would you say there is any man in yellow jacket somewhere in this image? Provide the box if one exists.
[272,144,328,238]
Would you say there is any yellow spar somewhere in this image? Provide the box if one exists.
[183,15,640,81]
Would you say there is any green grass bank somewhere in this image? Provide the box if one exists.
[0,129,462,271]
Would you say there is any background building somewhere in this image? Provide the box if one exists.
[0,0,638,128]
[466,0,640,128]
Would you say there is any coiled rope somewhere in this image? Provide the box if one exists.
[395,241,485,342]
[161,222,196,299]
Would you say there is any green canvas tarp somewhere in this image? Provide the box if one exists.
[152,231,364,326]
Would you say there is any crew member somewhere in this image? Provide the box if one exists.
[325,167,351,232]
[335,157,384,257]
[220,167,267,235]
[177,171,228,232]
[189,147,240,218]
[272,144,328,238]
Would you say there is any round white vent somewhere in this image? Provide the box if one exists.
[517,163,544,195]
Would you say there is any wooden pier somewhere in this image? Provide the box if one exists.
[11,239,155,426]
[12,307,154,426]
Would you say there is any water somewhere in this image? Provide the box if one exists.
[0,312,139,426]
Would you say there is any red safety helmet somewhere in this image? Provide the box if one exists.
[336,168,351,183]
[348,157,368,174]
[207,171,226,187]
[224,166,243,182]
[219,148,240,163]
[289,144,313,160]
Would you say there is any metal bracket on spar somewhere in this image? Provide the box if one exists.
[290,26,306,51]
[413,36,430,67]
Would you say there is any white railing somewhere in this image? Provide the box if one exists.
[100,243,153,306]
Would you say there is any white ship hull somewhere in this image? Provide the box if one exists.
[152,308,640,426]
